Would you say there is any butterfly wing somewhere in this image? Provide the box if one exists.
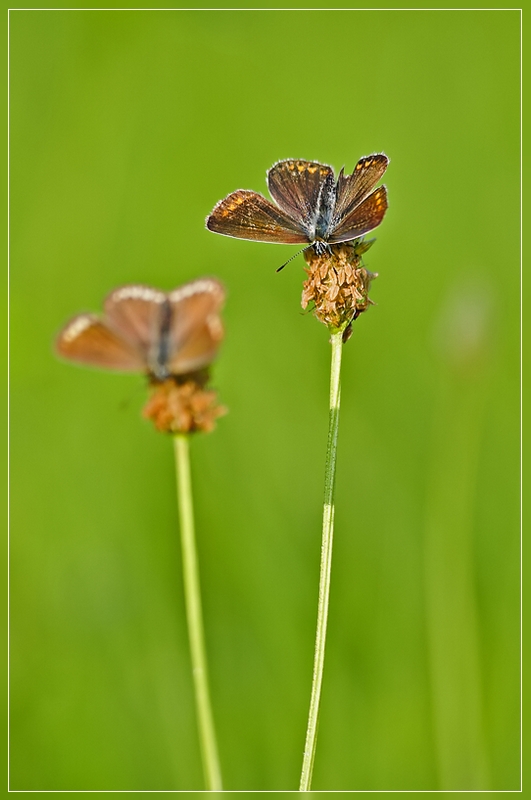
[167,278,225,375]
[267,159,334,231]
[327,185,388,244]
[332,154,389,226]
[55,314,145,371]
[103,285,167,355]
[207,190,308,244]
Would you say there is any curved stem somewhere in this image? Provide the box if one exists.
[173,434,223,792]
[300,330,343,792]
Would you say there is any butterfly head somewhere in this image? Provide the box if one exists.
[313,240,332,256]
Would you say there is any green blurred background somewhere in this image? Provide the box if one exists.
[9,8,520,792]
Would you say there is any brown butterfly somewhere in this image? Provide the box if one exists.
[55,278,225,381]
[206,155,389,257]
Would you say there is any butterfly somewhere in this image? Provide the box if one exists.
[55,278,225,381]
[206,155,389,257]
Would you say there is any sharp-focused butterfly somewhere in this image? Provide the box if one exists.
[206,155,389,254]
[55,278,225,381]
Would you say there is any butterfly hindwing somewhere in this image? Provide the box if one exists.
[206,190,308,244]
[328,185,388,244]
[332,154,389,227]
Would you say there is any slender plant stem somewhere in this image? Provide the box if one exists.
[173,433,223,792]
[300,330,344,792]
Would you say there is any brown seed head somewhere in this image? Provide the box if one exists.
[142,372,227,435]
[301,241,377,333]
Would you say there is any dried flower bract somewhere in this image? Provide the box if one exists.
[302,240,377,333]
[143,373,227,435]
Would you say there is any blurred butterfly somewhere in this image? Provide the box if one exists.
[206,155,389,262]
[55,278,225,381]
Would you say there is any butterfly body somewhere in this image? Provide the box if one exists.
[56,279,225,379]
[206,155,389,252]
[148,298,173,381]
[311,172,337,243]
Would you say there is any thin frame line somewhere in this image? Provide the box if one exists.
[5,7,525,11]
[7,5,11,793]
[518,3,523,792]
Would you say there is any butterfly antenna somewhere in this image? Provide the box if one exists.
[276,244,313,273]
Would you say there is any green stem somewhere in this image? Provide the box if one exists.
[173,433,222,792]
[300,330,343,792]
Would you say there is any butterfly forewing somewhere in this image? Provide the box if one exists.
[207,190,309,244]
[167,279,225,374]
[103,285,167,355]
[267,160,334,230]
[56,314,145,371]
[332,155,389,226]
[328,185,388,244]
